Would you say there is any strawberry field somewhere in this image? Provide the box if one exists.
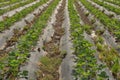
[0,0,120,80]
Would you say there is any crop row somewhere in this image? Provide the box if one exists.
[78,0,120,79]
[37,0,66,79]
[92,0,120,15]
[68,0,108,79]
[0,0,35,15]
[95,36,120,79]
[0,0,9,3]
[0,0,22,7]
[75,1,118,79]
[0,0,51,57]
[103,0,120,6]
[80,0,120,42]
[0,0,60,79]
[0,0,49,32]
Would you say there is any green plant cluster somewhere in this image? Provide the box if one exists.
[92,0,120,15]
[0,0,21,8]
[103,0,120,7]
[95,36,120,79]
[68,0,108,79]
[0,0,49,32]
[0,0,8,2]
[80,0,120,41]
[0,0,60,79]
[0,0,35,15]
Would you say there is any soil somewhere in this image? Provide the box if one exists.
[75,1,93,26]
[37,0,67,79]
[60,0,74,80]
[18,0,63,79]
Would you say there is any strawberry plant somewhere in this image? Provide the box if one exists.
[68,0,108,79]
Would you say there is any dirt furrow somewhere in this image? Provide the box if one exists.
[19,0,64,80]
[60,0,74,80]
[36,0,67,79]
